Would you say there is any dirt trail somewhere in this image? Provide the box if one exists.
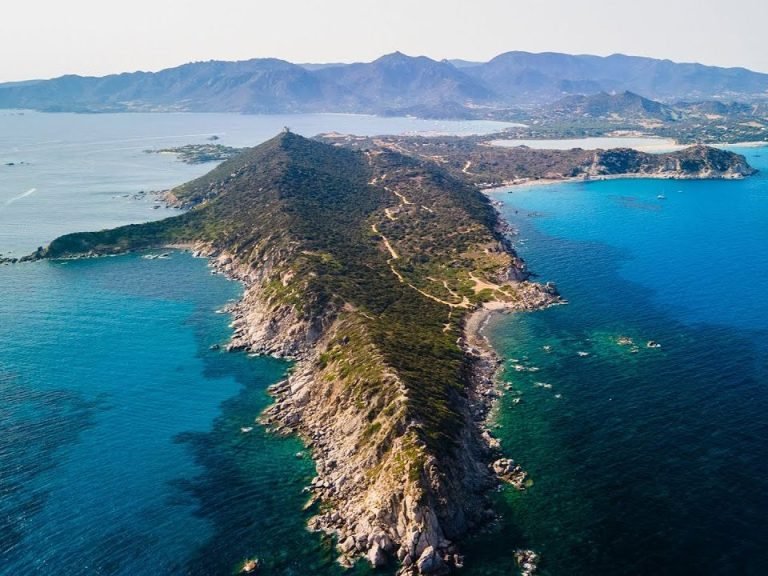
[371,224,399,260]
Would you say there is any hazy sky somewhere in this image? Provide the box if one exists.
[2,0,767,82]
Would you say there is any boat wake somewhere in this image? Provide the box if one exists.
[5,188,37,205]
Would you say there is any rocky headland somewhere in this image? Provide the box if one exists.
[30,132,752,573]
[320,134,757,188]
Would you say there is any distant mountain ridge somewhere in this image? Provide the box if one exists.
[463,51,768,103]
[1,51,767,114]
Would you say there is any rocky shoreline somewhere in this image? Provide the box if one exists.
[20,207,559,574]
[462,287,563,476]
[30,131,571,574]
[188,216,562,574]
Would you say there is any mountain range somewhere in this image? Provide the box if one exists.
[1,51,767,115]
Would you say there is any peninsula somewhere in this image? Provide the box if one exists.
[319,134,757,188]
[32,133,755,573]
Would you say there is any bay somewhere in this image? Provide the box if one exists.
[462,147,768,575]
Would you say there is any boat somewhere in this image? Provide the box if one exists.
[240,427,253,433]
[657,194,666,199]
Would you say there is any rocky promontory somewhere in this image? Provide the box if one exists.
[37,132,566,573]
[34,131,750,573]
[322,134,757,187]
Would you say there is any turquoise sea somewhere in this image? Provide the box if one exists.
[464,148,768,575]
[0,111,509,575]
[0,253,319,575]
[1,110,767,575]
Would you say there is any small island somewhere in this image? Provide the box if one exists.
[144,143,243,164]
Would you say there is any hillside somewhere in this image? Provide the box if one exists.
[0,59,359,113]
[313,52,496,112]
[317,134,756,187]
[3,51,768,114]
[39,132,560,574]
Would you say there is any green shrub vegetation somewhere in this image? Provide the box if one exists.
[39,132,519,457]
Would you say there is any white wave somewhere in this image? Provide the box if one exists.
[5,188,37,205]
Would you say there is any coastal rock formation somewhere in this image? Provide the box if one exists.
[39,132,561,573]
[586,145,756,179]
[25,129,758,572]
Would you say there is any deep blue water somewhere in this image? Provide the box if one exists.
[461,148,768,575]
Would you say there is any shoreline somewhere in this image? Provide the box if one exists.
[17,228,558,574]
[196,217,563,574]
[482,168,754,193]
[489,137,768,152]
[462,292,563,429]
[15,208,562,575]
